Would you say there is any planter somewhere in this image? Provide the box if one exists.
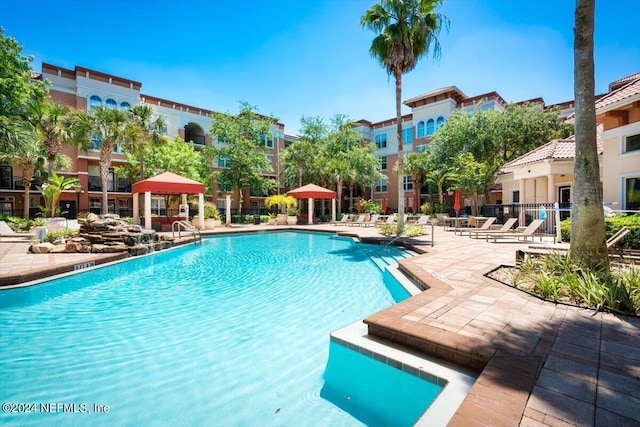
[267,218,277,225]
[286,215,298,225]
[204,218,217,230]
[192,216,202,229]
[276,214,288,225]
[45,217,67,232]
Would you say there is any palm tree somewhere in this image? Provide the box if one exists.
[570,0,609,270]
[26,97,75,177]
[361,0,448,232]
[403,150,430,211]
[126,104,167,180]
[0,118,46,218]
[88,107,137,214]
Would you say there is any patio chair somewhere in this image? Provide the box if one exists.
[347,214,366,226]
[331,214,350,226]
[361,214,379,227]
[454,217,496,236]
[607,226,630,259]
[487,219,545,243]
[468,218,518,239]
[376,214,396,227]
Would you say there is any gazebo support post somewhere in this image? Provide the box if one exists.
[307,197,313,225]
[133,192,139,225]
[331,199,336,222]
[144,191,152,230]
[198,193,205,230]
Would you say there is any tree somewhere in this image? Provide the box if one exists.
[571,0,609,270]
[85,107,137,214]
[403,150,430,211]
[362,0,448,232]
[209,102,277,214]
[281,116,327,188]
[450,153,494,216]
[38,171,79,218]
[0,28,46,119]
[0,119,45,218]
[126,104,168,180]
[25,97,84,177]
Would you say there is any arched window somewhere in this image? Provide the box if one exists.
[436,116,445,130]
[88,95,102,110]
[426,119,435,136]
[105,98,117,109]
[416,121,425,138]
[120,101,131,111]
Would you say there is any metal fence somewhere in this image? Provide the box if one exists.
[481,203,568,235]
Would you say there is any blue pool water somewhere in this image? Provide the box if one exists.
[0,231,439,426]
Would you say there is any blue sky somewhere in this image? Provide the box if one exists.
[2,0,639,133]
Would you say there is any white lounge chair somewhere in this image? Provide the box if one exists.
[331,214,350,226]
[468,218,518,239]
[454,217,496,236]
[347,214,366,226]
[487,219,545,243]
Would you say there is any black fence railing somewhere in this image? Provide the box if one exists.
[481,203,569,234]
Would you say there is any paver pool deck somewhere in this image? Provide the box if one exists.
[1,223,638,426]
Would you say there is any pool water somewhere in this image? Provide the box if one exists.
[0,231,438,426]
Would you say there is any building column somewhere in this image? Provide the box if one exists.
[307,197,313,224]
[198,193,205,230]
[547,175,557,203]
[331,199,336,222]
[225,194,232,227]
[519,179,527,225]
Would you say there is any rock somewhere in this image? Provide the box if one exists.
[30,242,55,253]
[128,245,151,256]
[50,244,68,253]
[65,242,83,253]
[86,213,99,223]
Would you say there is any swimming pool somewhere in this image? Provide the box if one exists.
[0,231,445,426]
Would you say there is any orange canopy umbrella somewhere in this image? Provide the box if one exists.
[453,189,461,215]
[381,196,387,212]
[356,197,361,212]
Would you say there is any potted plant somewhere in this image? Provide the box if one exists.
[203,203,221,229]
[267,213,277,225]
[286,206,299,225]
[264,194,297,225]
[37,172,79,231]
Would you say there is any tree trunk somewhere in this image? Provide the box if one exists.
[22,165,34,219]
[336,180,343,214]
[47,156,55,179]
[395,67,405,233]
[298,164,303,188]
[570,0,609,270]
[413,176,421,213]
[100,145,113,215]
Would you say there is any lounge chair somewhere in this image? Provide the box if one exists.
[347,214,366,226]
[606,226,631,259]
[331,214,350,226]
[487,219,545,243]
[468,218,518,239]
[376,214,396,227]
[361,214,379,227]
[454,217,496,236]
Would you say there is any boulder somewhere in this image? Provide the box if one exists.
[30,242,55,253]
[50,244,68,253]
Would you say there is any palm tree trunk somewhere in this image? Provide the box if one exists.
[413,177,420,212]
[100,146,113,215]
[570,0,609,270]
[47,156,55,178]
[22,165,34,219]
[337,180,343,214]
[395,67,405,233]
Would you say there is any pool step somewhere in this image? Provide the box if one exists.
[360,245,411,271]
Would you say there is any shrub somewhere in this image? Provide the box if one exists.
[44,229,78,243]
[0,215,32,231]
[560,214,640,248]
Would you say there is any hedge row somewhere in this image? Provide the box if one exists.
[560,213,640,249]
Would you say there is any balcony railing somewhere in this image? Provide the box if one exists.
[186,134,206,146]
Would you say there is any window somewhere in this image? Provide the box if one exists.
[436,116,445,130]
[89,134,100,151]
[218,156,230,168]
[88,166,114,191]
[89,95,102,110]
[120,101,131,111]
[402,128,413,144]
[403,176,413,191]
[0,196,13,216]
[625,177,640,210]
[261,134,274,148]
[416,144,427,153]
[105,98,117,109]
[375,133,387,149]
[151,197,166,216]
[379,156,387,171]
[626,134,640,153]
[512,190,520,204]
[375,178,387,193]
[0,165,12,189]
[265,154,274,164]
[416,121,425,138]
[426,119,435,136]
[89,198,101,214]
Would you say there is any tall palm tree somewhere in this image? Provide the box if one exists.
[362,0,448,232]
[127,103,167,180]
[570,0,608,270]
[404,150,430,211]
[89,107,137,214]
[0,118,45,218]
[26,97,74,177]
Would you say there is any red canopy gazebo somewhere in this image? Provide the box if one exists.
[132,172,206,230]
[287,184,337,224]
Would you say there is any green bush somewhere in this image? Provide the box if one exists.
[44,229,78,243]
[560,213,640,248]
[0,215,32,231]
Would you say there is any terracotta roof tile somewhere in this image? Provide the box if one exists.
[595,78,640,111]
[500,132,603,170]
